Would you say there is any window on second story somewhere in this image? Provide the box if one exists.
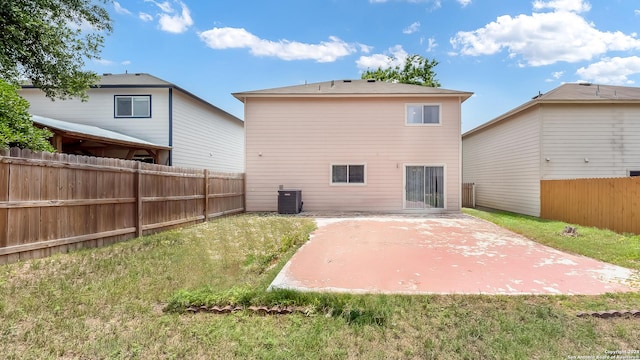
[115,95,151,118]
[406,104,440,125]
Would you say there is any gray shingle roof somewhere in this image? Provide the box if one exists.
[537,83,640,101]
[233,79,473,101]
[463,83,640,137]
[22,73,243,124]
[97,73,171,86]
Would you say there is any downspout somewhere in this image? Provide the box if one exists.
[458,96,463,211]
[168,87,173,166]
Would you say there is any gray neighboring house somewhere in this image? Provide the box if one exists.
[20,73,244,172]
[462,83,640,217]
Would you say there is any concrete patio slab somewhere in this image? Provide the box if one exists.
[270,215,640,295]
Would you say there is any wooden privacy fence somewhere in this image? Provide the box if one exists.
[0,148,245,264]
[462,183,476,208]
[541,177,640,235]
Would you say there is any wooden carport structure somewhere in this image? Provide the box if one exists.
[32,115,171,164]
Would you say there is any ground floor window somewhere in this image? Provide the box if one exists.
[331,164,365,184]
[630,170,640,177]
[405,166,444,209]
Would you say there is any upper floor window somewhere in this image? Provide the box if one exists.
[406,104,440,125]
[115,95,151,118]
[331,164,365,185]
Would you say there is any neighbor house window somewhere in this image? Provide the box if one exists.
[406,104,440,125]
[115,95,151,118]
[331,164,365,184]
[630,171,640,177]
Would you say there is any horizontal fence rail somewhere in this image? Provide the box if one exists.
[0,148,245,264]
[540,177,640,235]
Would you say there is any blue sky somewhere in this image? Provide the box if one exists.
[92,0,640,132]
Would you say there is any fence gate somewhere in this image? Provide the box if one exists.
[462,183,475,208]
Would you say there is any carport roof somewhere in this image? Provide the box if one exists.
[32,115,170,150]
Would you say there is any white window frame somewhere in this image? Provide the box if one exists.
[330,163,367,186]
[405,103,441,126]
[114,95,151,118]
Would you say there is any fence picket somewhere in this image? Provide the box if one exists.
[541,177,640,235]
[0,148,245,263]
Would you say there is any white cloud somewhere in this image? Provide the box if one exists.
[450,9,640,66]
[95,59,114,66]
[356,45,408,70]
[198,27,358,62]
[114,2,131,15]
[403,22,420,34]
[139,12,153,22]
[635,9,640,16]
[545,70,564,82]
[145,0,174,13]
[142,0,192,33]
[576,56,640,84]
[121,60,131,66]
[532,0,591,13]
[457,0,472,7]
[369,0,440,8]
[157,1,193,33]
[426,37,438,52]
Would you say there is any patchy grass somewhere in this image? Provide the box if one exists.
[463,207,640,271]
[1,213,640,359]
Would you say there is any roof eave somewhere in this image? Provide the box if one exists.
[462,97,640,138]
[233,92,474,103]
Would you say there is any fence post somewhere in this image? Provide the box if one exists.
[204,169,209,221]
[472,183,476,208]
[135,161,142,237]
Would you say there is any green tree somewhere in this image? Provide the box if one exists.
[0,79,54,151]
[361,54,441,87]
[0,0,113,100]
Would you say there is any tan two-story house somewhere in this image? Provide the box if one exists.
[233,79,473,213]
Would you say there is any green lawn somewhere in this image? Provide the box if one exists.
[1,212,639,359]
[463,208,640,272]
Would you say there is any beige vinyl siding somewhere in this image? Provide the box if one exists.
[21,88,170,146]
[171,91,244,171]
[541,104,640,179]
[462,107,541,216]
[245,96,461,212]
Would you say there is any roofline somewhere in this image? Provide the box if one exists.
[462,97,640,138]
[232,92,474,103]
[21,76,244,125]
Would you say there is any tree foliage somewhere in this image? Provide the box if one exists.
[0,0,113,100]
[0,79,54,151]
[361,54,441,87]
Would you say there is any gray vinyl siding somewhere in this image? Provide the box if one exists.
[244,96,462,212]
[462,107,541,216]
[21,88,170,146]
[171,91,244,172]
[541,104,640,179]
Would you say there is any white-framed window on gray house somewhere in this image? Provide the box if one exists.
[115,95,151,118]
[406,104,440,125]
[331,164,366,185]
